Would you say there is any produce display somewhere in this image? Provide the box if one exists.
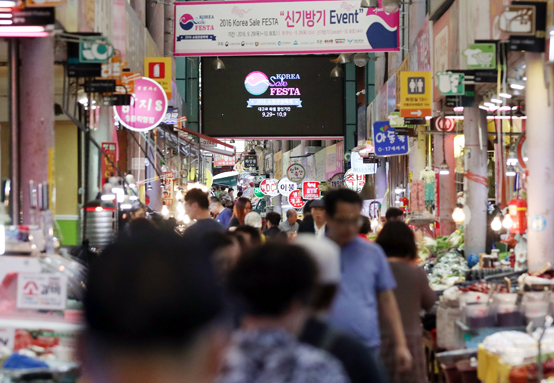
[428,251,469,290]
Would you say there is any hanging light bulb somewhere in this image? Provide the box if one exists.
[360,0,379,7]
[212,57,225,70]
[491,216,502,232]
[175,190,184,201]
[502,214,513,229]
[506,165,517,177]
[330,64,344,78]
[353,53,370,67]
[439,159,450,175]
[161,204,169,218]
[337,53,351,64]
[452,207,465,224]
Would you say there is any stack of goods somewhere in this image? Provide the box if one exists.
[418,229,464,264]
[428,251,469,291]
[410,180,425,213]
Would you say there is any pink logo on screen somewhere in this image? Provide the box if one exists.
[244,71,269,95]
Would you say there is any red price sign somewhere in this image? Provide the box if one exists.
[101,142,117,183]
[288,190,306,209]
[302,181,321,200]
[260,179,279,196]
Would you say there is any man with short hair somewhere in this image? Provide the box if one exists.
[82,228,229,383]
[296,234,387,383]
[324,189,412,376]
[183,188,225,242]
[218,243,349,383]
[210,197,233,227]
[279,209,299,234]
[299,199,327,238]
[264,212,285,240]
[385,207,404,221]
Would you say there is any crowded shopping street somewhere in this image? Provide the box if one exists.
[1,0,554,382]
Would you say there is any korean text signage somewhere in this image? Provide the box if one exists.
[373,121,409,156]
[101,143,117,182]
[114,77,169,132]
[214,154,236,167]
[260,178,279,196]
[289,190,306,208]
[244,154,258,168]
[350,151,377,174]
[400,71,432,118]
[174,0,399,56]
[302,181,320,200]
[328,172,345,189]
[17,274,67,311]
[278,178,298,196]
[344,169,365,192]
[145,57,172,99]
[287,163,305,182]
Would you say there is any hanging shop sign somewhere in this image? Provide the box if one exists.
[164,108,179,125]
[102,94,132,106]
[509,2,546,53]
[399,71,432,118]
[287,163,305,183]
[351,151,377,174]
[289,190,306,209]
[372,121,409,157]
[214,154,236,167]
[174,0,400,57]
[259,178,279,196]
[119,72,142,94]
[6,7,55,26]
[145,57,172,98]
[244,154,258,168]
[278,178,298,196]
[328,172,345,189]
[114,77,169,132]
[254,187,265,197]
[436,72,465,96]
[302,181,321,200]
[84,79,116,93]
[344,169,365,192]
[79,36,114,64]
[164,172,174,185]
[464,43,496,70]
[434,117,455,132]
[17,273,67,311]
[388,112,405,128]
[101,143,117,183]
[500,5,536,36]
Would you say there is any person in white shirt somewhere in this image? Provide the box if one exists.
[299,199,326,238]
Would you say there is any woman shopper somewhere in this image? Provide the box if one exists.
[228,197,253,228]
[376,221,436,383]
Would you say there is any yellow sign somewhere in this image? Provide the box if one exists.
[26,0,65,7]
[400,71,432,118]
[144,57,172,99]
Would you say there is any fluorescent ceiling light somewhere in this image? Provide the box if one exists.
[510,83,525,90]
[499,93,512,99]
[490,98,502,104]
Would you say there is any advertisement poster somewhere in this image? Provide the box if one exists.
[101,142,117,182]
[336,141,344,174]
[274,151,283,179]
[174,0,400,56]
[325,144,337,181]
[409,16,431,72]
[214,153,236,167]
[307,154,316,181]
[315,149,326,181]
[282,151,291,178]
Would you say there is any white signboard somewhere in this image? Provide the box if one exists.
[260,178,280,196]
[17,274,68,311]
[278,178,298,196]
[174,0,400,56]
[351,151,377,175]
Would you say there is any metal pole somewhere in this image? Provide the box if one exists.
[8,39,19,224]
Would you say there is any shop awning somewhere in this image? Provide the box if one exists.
[212,171,239,187]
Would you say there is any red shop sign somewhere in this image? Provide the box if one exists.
[289,190,306,209]
[302,181,321,200]
[101,142,117,183]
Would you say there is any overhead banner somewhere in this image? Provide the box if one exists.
[174,0,400,56]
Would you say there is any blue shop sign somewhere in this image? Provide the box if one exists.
[372,121,409,157]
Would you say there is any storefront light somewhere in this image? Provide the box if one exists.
[0,1,16,6]
[506,165,517,177]
[510,83,525,90]
[452,207,465,224]
[161,204,169,218]
[499,93,512,99]
[129,195,139,201]
[490,98,502,104]
[491,216,502,232]
[502,214,513,229]
[101,194,116,201]
[439,160,450,175]
[506,150,518,166]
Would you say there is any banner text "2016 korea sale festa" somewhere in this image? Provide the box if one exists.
[173,0,399,56]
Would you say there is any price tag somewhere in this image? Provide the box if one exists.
[17,274,67,311]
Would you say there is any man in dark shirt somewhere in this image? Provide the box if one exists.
[296,234,388,383]
[183,188,225,242]
[263,211,286,240]
[210,197,233,227]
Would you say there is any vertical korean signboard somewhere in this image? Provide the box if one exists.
[101,142,117,183]
[372,121,409,157]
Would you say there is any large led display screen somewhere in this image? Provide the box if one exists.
[201,56,345,138]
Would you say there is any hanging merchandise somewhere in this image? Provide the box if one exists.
[508,198,528,234]
[410,180,425,213]
[419,167,436,208]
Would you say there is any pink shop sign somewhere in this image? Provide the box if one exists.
[114,77,168,132]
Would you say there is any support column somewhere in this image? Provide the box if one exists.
[19,37,55,225]
[526,53,554,271]
[434,134,456,235]
[464,103,488,256]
